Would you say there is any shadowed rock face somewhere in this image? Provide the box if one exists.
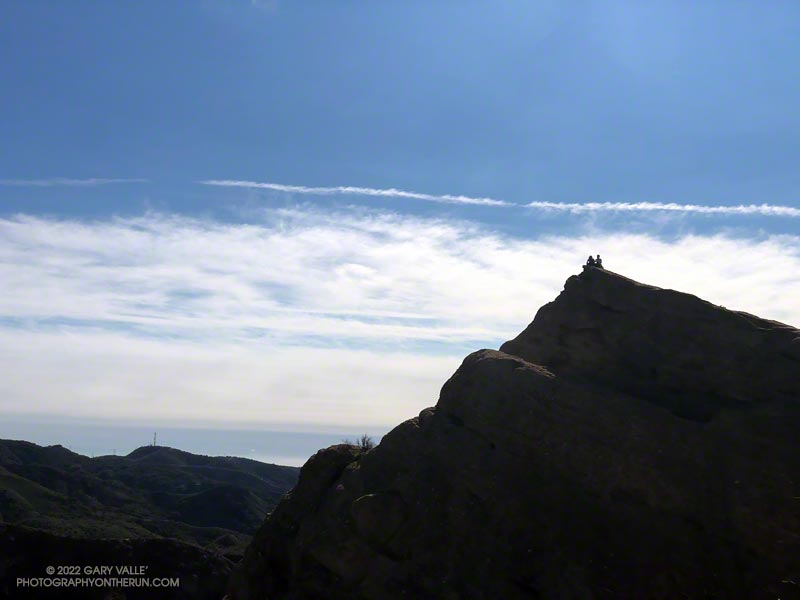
[502,267,800,422]
[227,268,800,600]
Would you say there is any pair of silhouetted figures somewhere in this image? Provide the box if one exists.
[586,255,604,268]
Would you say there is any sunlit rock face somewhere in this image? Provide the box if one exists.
[227,268,800,600]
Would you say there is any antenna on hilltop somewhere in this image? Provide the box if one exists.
[153,432,157,447]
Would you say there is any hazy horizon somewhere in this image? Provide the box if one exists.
[0,415,390,467]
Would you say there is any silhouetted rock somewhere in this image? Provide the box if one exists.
[502,267,800,422]
[227,269,800,599]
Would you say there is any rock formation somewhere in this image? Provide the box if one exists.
[227,267,800,599]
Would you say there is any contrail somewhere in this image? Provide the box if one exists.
[199,180,510,207]
[199,179,800,217]
[526,201,800,218]
[0,178,148,187]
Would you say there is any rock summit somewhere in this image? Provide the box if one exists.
[228,268,800,599]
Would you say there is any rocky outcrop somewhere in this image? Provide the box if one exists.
[227,268,800,599]
[502,266,800,421]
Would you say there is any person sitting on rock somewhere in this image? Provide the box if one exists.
[595,254,604,268]
[587,255,596,267]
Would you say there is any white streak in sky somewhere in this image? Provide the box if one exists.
[526,201,800,218]
[200,180,800,217]
[200,179,510,207]
[0,178,148,187]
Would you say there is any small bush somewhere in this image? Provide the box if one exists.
[343,434,375,452]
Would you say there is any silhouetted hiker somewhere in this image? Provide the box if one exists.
[587,255,596,266]
[595,255,604,268]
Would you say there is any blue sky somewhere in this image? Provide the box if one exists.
[1,1,799,434]
[3,1,800,219]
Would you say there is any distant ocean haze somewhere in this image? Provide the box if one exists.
[0,417,386,467]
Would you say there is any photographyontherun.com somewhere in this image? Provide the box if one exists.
[18,577,180,589]
[17,565,179,589]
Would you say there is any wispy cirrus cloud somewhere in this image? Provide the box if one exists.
[0,178,148,187]
[1,207,799,429]
[526,200,800,218]
[200,179,510,207]
[3,208,797,341]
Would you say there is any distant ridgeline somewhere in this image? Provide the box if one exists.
[0,441,299,599]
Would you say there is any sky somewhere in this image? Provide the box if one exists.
[1,1,799,442]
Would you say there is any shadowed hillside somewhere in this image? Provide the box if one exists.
[0,441,299,598]
[1,523,233,599]
[0,441,298,556]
